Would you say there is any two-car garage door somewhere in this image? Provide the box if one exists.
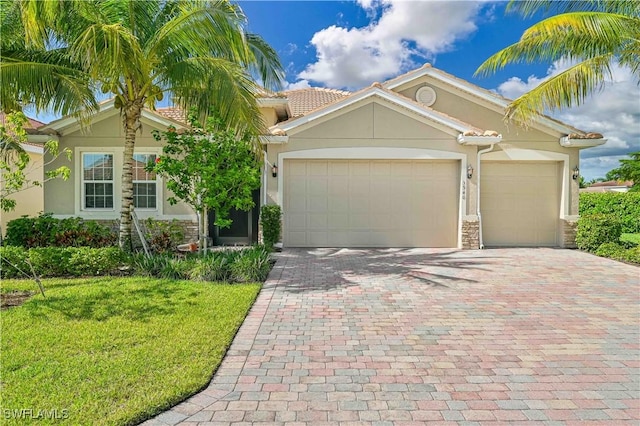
[284,159,459,247]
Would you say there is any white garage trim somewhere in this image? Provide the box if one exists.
[277,147,468,248]
[482,148,571,219]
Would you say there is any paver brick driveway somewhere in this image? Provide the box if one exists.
[149,248,639,425]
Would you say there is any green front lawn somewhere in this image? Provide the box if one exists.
[1,277,261,425]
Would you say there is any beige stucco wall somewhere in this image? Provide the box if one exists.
[397,78,581,216]
[265,99,478,216]
[1,151,44,235]
[45,112,194,219]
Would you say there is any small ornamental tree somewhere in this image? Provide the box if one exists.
[1,112,71,213]
[149,116,262,251]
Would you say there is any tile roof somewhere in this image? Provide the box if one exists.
[155,107,186,123]
[272,82,486,135]
[284,87,351,117]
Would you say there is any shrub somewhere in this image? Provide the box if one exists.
[576,214,622,253]
[0,246,30,278]
[620,233,640,248]
[231,245,273,282]
[67,247,129,276]
[595,242,640,265]
[579,192,640,234]
[28,247,74,277]
[4,213,116,248]
[260,205,282,249]
[188,253,234,282]
[0,246,128,278]
[143,219,185,254]
[132,254,191,280]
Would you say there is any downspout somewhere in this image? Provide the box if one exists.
[476,143,496,249]
[263,156,268,206]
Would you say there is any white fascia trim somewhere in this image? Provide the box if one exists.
[259,135,289,145]
[277,88,470,134]
[42,100,117,133]
[559,136,607,148]
[41,100,186,134]
[20,143,44,154]
[27,134,58,144]
[276,147,467,249]
[457,134,503,145]
[483,148,572,219]
[385,68,583,136]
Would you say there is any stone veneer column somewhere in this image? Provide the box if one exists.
[461,217,479,249]
[560,218,578,249]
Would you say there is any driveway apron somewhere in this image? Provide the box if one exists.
[147,248,639,425]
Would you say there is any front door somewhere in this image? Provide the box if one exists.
[208,189,260,246]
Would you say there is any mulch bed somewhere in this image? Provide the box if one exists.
[1,291,34,309]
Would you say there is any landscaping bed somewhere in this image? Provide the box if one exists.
[1,277,261,425]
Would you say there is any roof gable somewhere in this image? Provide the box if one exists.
[41,100,187,135]
[274,83,487,137]
[383,63,586,137]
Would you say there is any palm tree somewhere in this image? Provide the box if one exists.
[1,0,283,249]
[476,0,640,125]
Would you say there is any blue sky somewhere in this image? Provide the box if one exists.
[237,0,639,181]
[30,0,639,180]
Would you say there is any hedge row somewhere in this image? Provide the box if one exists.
[4,213,116,248]
[579,192,640,234]
[0,245,274,282]
[0,247,127,278]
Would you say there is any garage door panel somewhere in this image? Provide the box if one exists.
[481,162,559,247]
[308,213,328,229]
[329,161,349,175]
[284,159,459,247]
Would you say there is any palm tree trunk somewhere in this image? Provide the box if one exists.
[119,101,143,250]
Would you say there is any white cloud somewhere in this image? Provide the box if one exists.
[299,0,486,89]
[284,79,312,90]
[495,61,640,180]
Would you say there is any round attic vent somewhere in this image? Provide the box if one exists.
[415,86,437,106]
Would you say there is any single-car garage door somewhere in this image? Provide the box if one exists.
[481,161,560,247]
[284,159,459,247]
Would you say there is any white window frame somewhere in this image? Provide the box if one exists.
[132,152,159,211]
[80,151,116,212]
[74,147,165,219]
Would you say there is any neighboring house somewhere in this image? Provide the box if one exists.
[581,180,633,193]
[39,63,605,248]
[0,113,50,235]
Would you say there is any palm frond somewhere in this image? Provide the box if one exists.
[147,0,248,64]
[69,22,147,83]
[476,12,638,77]
[167,56,265,141]
[505,55,613,126]
[507,0,640,17]
[0,58,97,116]
[246,33,285,91]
